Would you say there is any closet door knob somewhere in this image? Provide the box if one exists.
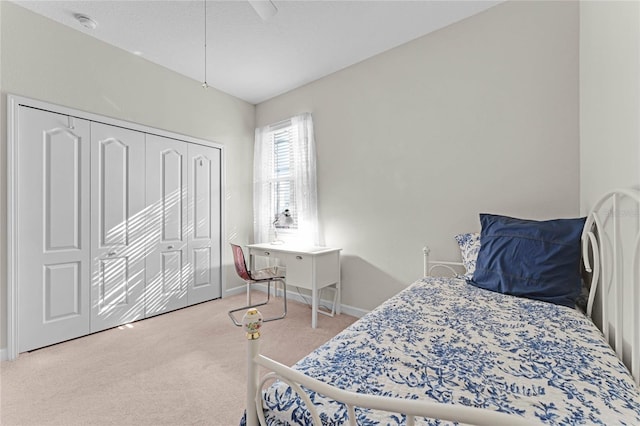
[296,256,303,260]
[167,245,174,250]
[107,251,117,257]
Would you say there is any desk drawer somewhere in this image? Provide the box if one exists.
[280,253,313,289]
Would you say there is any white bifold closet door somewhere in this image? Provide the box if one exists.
[17,107,91,352]
[145,135,190,316]
[14,102,222,353]
[145,135,221,316]
[90,123,146,332]
[187,143,222,305]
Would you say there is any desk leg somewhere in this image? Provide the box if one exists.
[311,281,318,329]
[336,257,342,315]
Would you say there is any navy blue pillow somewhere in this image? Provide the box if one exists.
[469,214,586,308]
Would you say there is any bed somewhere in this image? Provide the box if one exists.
[241,188,640,425]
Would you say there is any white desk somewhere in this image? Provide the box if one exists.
[246,243,341,328]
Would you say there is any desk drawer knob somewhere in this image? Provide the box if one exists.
[264,251,270,256]
[296,255,303,260]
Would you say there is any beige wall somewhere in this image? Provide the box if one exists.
[0,1,255,353]
[1,0,589,354]
[256,0,580,311]
[580,0,640,209]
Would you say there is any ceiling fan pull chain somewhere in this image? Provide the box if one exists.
[202,0,209,89]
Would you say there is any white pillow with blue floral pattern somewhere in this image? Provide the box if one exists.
[454,232,480,280]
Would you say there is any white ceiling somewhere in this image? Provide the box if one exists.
[13,0,501,104]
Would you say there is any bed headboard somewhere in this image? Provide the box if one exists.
[422,246,464,278]
[582,188,640,386]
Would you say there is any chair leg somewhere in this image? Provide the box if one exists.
[229,282,273,326]
[228,279,287,326]
[262,278,287,323]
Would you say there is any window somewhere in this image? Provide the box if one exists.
[272,125,296,229]
[254,113,319,245]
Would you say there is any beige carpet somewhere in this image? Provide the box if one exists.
[0,293,357,426]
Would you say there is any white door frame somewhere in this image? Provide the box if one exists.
[6,94,225,360]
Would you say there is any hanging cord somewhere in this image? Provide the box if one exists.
[294,287,335,314]
[202,0,209,89]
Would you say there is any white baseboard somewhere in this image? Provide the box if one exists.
[0,348,8,362]
[335,303,368,319]
[224,285,247,298]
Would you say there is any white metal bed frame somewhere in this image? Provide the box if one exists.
[242,188,640,426]
[581,188,640,385]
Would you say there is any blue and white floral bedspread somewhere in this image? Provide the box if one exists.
[259,277,640,425]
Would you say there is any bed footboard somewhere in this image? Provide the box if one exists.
[242,309,534,426]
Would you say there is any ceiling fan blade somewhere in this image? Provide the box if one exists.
[248,0,278,21]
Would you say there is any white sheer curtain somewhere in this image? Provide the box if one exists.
[291,113,319,245]
[253,113,320,245]
[253,124,273,244]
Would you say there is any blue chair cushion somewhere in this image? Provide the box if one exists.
[469,214,586,308]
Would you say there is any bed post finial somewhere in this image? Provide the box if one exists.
[244,309,262,426]
[243,308,263,340]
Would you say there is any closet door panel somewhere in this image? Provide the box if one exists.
[45,131,82,250]
[161,150,184,241]
[90,123,146,332]
[17,107,91,353]
[44,263,82,320]
[146,134,189,316]
[188,144,222,304]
